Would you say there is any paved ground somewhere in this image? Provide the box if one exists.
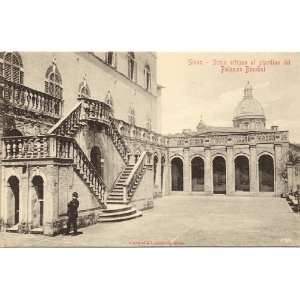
[1,195,300,247]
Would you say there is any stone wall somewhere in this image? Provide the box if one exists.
[19,52,160,133]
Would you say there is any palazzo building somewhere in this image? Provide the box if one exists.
[0,52,298,235]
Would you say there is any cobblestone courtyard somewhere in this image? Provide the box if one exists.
[1,195,300,247]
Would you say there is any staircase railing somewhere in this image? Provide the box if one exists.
[0,76,62,119]
[48,102,82,135]
[2,134,106,205]
[72,141,106,202]
[109,117,129,164]
[123,151,148,202]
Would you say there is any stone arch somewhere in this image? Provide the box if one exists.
[161,154,166,193]
[7,176,20,226]
[191,156,205,192]
[171,157,183,191]
[213,156,226,194]
[258,154,274,192]
[235,155,250,191]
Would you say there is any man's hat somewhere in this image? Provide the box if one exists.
[72,192,79,198]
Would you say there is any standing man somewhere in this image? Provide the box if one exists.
[65,192,80,235]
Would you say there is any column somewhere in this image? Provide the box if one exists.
[20,167,30,233]
[274,144,284,197]
[226,146,234,195]
[183,148,191,192]
[204,147,213,194]
[44,165,57,236]
[250,145,258,194]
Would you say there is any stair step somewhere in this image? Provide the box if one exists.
[103,204,133,213]
[100,207,137,218]
[107,200,130,205]
[98,211,142,222]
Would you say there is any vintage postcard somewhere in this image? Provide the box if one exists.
[0,52,300,247]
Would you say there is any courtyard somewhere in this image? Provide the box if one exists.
[0,195,300,247]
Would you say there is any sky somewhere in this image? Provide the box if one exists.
[157,53,300,143]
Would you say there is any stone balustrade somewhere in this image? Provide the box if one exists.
[2,135,73,160]
[168,131,289,148]
[114,119,168,148]
[79,97,112,127]
[0,76,62,119]
[123,151,148,202]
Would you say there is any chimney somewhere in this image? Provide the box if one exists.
[271,125,278,131]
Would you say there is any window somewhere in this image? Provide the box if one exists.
[144,64,151,91]
[0,52,24,84]
[78,75,91,98]
[105,52,116,67]
[45,59,63,99]
[128,52,137,81]
[128,105,136,125]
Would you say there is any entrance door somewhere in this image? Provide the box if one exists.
[91,146,103,177]
[32,176,44,227]
[213,156,226,194]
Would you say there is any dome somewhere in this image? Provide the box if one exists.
[233,82,265,121]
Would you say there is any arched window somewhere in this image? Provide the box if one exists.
[0,52,24,84]
[78,76,91,98]
[144,64,151,91]
[128,104,136,125]
[44,59,63,99]
[128,52,136,81]
[105,52,116,67]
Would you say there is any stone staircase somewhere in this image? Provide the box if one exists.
[98,204,142,222]
[48,97,146,222]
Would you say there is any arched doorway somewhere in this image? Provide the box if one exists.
[90,146,104,178]
[153,155,158,185]
[191,157,204,191]
[235,156,250,191]
[171,157,183,191]
[6,129,23,136]
[161,156,165,193]
[7,176,20,225]
[32,176,44,227]
[213,156,226,194]
[259,154,274,192]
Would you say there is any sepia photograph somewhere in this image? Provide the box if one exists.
[0,51,300,247]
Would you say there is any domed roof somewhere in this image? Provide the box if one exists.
[233,82,265,120]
